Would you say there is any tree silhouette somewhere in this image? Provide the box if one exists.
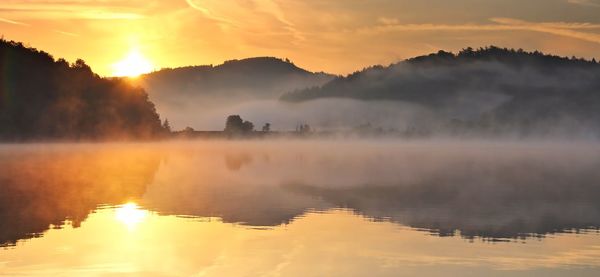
[262,123,271,132]
[297,124,311,133]
[162,119,172,133]
[183,127,195,133]
[225,115,254,134]
[242,121,254,132]
[0,38,166,140]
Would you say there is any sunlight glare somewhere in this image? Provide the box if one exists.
[112,49,154,77]
[115,202,148,229]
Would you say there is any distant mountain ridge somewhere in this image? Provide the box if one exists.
[281,46,600,136]
[141,57,333,100]
[139,57,335,129]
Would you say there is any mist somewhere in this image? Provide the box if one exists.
[2,139,600,244]
[158,98,434,131]
[143,48,600,139]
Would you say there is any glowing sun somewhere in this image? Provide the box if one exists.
[112,50,154,77]
[115,202,148,229]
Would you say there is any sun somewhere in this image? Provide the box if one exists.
[115,202,148,229]
[112,49,154,77]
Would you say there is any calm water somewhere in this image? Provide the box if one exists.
[1,140,600,276]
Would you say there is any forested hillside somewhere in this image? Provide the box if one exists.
[0,39,166,140]
[282,47,600,136]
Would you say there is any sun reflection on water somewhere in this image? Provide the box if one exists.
[114,202,148,230]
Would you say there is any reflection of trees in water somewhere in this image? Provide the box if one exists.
[143,151,323,227]
[142,143,600,240]
[0,146,162,247]
[282,158,600,240]
[143,143,600,240]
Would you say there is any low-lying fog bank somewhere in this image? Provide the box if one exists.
[158,98,600,141]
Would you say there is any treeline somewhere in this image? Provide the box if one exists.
[282,46,600,103]
[281,46,600,136]
[0,39,166,140]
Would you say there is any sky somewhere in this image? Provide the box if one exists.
[1,0,600,76]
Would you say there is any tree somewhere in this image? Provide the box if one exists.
[242,121,254,132]
[0,39,164,140]
[72,58,92,73]
[225,115,254,134]
[262,123,271,132]
[225,115,243,133]
[298,124,311,133]
[460,47,475,57]
[162,119,171,132]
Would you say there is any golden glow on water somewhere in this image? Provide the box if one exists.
[0,208,599,276]
[114,203,148,230]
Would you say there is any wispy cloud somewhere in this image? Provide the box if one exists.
[78,10,144,20]
[567,0,600,8]
[186,0,303,42]
[185,0,238,28]
[0,16,29,26]
[254,0,294,27]
[186,0,294,27]
[366,17,600,45]
[53,30,78,37]
[491,17,600,44]
[0,1,145,20]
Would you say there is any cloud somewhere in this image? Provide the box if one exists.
[0,1,146,20]
[186,0,303,42]
[183,1,596,49]
[490,17,600,44]
[364,17,600,45]
[567,0,600,7]
[186,0,293,26]
[185,0,236,28]
[0,16,29,26]
[490,17,600,29]
[78,10,144,20]
[377,17,399,25]
[53,30,78,37]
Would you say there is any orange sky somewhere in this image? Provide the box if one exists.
[1,0,600,76]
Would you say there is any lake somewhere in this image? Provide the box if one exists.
[1,140,600,276]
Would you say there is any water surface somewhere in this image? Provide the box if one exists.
[1,140,600,276]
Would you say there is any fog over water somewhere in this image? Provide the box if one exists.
[1,139,600,243]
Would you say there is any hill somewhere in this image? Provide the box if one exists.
[281,47,600,136]
[0,39,165,140]
[139,57,334,129]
